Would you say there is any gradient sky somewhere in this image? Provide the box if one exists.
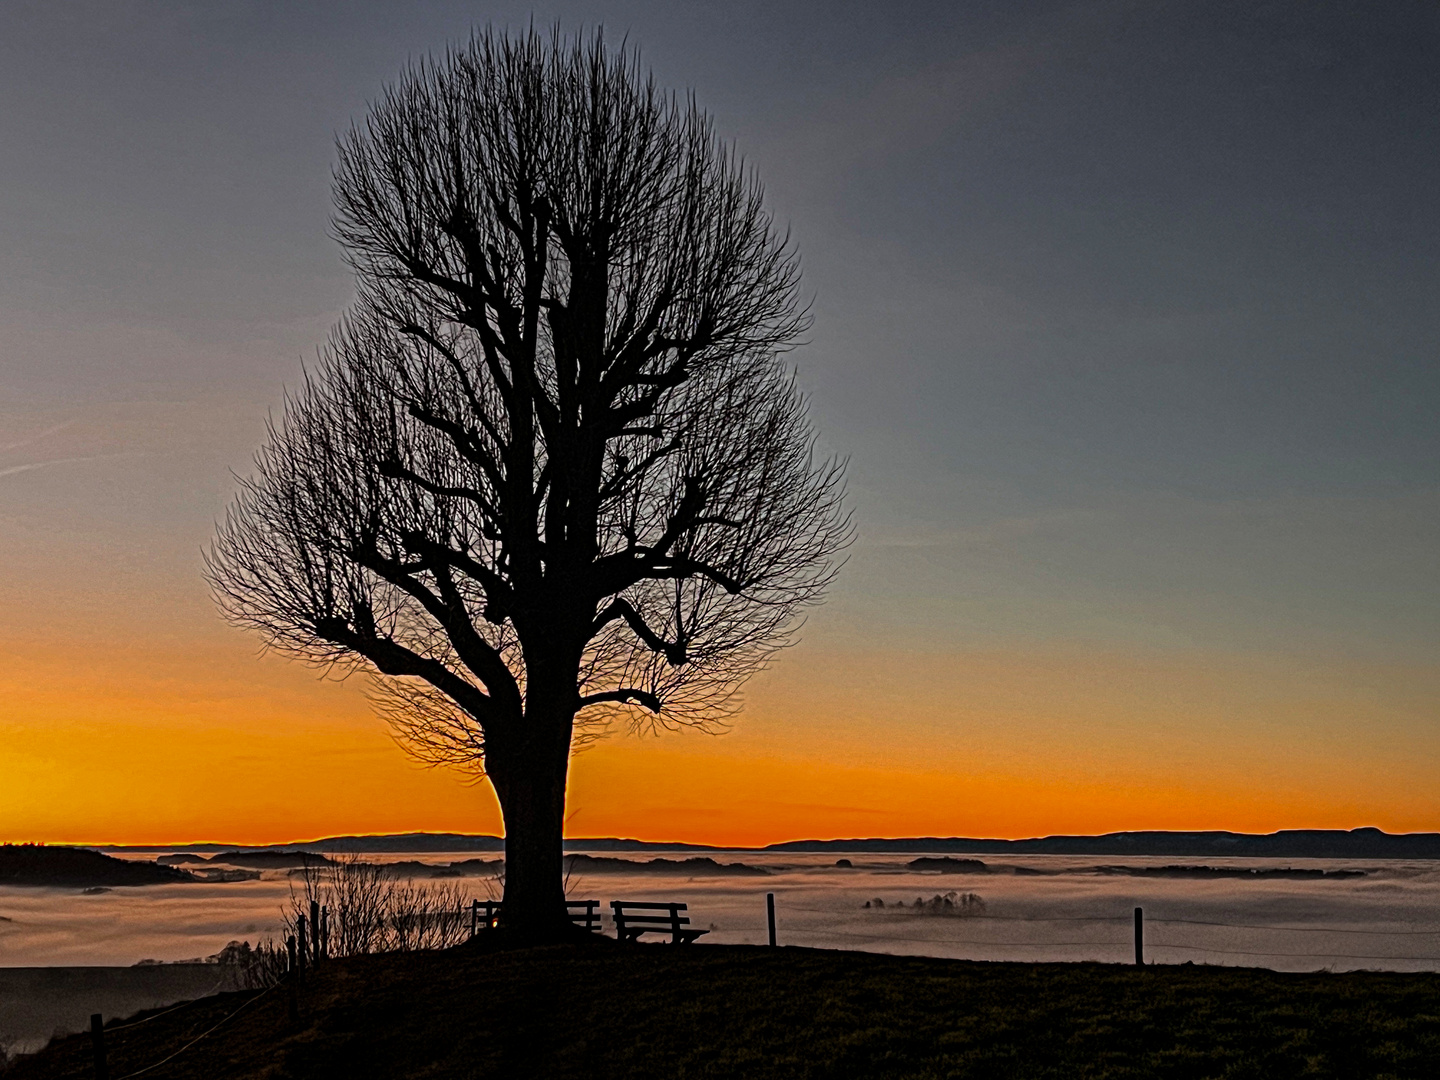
[2,1,1437,845]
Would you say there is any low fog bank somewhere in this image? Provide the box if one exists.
[3,853,1437,975]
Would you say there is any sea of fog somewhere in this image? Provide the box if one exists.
[3,851,1439,973]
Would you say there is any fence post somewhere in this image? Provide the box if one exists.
[90,1013,107,1080]
[296,915,308,982]
[309,900,321,965]
[285,934,299,1022]
[1134,906,1144,966]
[766,892,777,947]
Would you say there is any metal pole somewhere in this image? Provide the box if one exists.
[766,892,777,947]
[1134,906,1144,966]
[90,1013,108,1080]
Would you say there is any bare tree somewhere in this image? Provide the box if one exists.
[207,27,849,941]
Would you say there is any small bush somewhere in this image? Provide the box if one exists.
[209,939,288,988]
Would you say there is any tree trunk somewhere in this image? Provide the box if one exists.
[490,705,576,943]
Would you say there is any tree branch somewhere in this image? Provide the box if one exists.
[578,687,662,713]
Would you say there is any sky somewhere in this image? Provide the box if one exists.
[2,0,1437,845]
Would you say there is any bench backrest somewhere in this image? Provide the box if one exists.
[470,899,602,930]
[611,901,690,928]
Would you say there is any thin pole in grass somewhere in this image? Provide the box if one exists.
[90,1012,107,1080]
[1134,907,1144,966]
[285,935,299,1022]
[296,917,307,983]
[310,900,321,965]
[767,893,777,947]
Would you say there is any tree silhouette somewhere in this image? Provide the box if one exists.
[206,27,849,941]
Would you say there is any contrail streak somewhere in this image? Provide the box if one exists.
[0,419,76,455]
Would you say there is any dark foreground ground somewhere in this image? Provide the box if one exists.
[7,943,1440,1079]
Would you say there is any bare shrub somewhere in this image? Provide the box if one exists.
[285,854,476,956]
[389,878,472,951]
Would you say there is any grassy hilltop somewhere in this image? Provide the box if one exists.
[9,943,1440,1078]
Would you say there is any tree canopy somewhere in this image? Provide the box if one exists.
[207,27,849,937]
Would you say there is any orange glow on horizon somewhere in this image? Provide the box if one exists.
[4,628,1439,847]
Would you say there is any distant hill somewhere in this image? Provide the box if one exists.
[0,845,192,887]
[764,828,1440,859]
[563,855,769,876]
[97,827,1440,860]
[102,834,716,854]
[105,833,508,854]
[206,851,331,868]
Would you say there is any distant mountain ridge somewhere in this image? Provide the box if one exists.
[96,827,1440,859]
[763,828,1440,859]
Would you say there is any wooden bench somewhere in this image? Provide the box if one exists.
[470,899,503,936]
[469,899,603,935]
[567,899,602,932]
[610,901,708,944]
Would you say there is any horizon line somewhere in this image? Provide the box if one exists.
[11,823,1431,850]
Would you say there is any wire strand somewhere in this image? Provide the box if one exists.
[112,981,276,1080]
[105,975,232,1031]
[775,903,1440,935]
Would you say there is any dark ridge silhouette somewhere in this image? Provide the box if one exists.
[104,834,507,855]
[907,857,989,873]
[563,838,723,852]
[1093,865,1368,880]
[296,833,507,853]
[563,855,770,876]
[207,851,330,868]
[0,845,192,888]
[765,828,1440,859]
[100,826,1440,860]
[189,868,262,883]
[445,858,505,875]
[155,853,209,865]
[376,859,502,879]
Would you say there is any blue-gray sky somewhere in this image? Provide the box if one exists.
[2,1,1437,840]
